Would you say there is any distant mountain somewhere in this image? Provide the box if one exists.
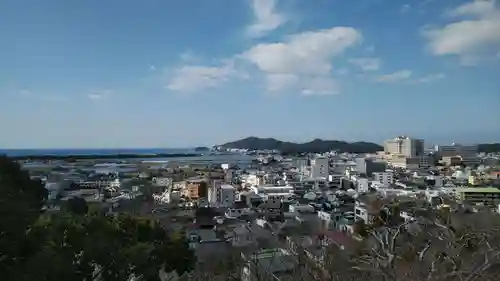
[220,137,383,154]
[477,143,500,153]
[194,146,210,152]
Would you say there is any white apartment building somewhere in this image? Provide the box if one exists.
[250,185,294,195]
[208,180,222,205]
[208,182,235,207]
[218,184,235,207]
[310,156,329,178]
[349,176,369,192]
[250,185,294,202]
[373,171,394,185]
[384,136,424,157]
[354,200,376,224]
[357,178,370,192]
[241,174,266,187]
[152,177,172,187]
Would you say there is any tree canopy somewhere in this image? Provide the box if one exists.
[0,156,195,281]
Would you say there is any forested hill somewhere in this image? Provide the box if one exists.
[220,137,383,154]
[221,137,500,154]
[477,143,500,153]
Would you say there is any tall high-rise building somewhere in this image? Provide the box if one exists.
[434,143,479,166]
[384,136,424,157]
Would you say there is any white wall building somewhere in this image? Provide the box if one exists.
[250,185,294,195]
[208,182,235,207]
[355,178,370,192]
[208,180,222,205]
[289,204,315,213]
[384,136,424,157]
[249,185,294,203]
[219,184,236,207]
[310,157,329,178]
[153,177,172,187]
[373,171,394,185]
[241,174,265,187]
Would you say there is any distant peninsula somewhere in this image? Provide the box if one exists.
[477,143,500,153]
[6,153,201,161]
[220,137,500,154]
[220,137,383,154]
[194,146,210,152]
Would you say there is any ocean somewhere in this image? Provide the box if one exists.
[0,148,194,157]
[0,148,256,167]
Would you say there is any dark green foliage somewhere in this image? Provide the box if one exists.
[220,137,384,154]
[0,156,48,273]
[477,143,500,153]
[0,156,195,281]
[63,196,89,215]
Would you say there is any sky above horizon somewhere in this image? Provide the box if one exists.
[1,0,499,149]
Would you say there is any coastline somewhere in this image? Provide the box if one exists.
[6,153,202,161]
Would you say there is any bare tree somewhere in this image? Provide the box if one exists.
[348,209,500,281]
[173,208,500,281]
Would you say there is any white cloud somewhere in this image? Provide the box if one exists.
[166,60,240,93]
[348,58,381,71]
[88,94,102,100]
[247,0,287,38]
[88,90,112,101]
[423,0,500,63]
[179,50,200,63]
[265,74,339,95]
[400,4,411,14]
[243,26,362,95]
[19,89,33,97]
[446,0,497,17]
[415,73,445,84]
[375,70,412,82]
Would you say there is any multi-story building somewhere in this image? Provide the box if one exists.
[354,200,379,224]
[454,187,500,206]
[152,177,172,187]
[355,157,386,176]
[435,143,479,166]
[208,179,222,206]
[389,155,432,169]
[207,184,235,207]
[436,143,477,157]
[242,173,266,187]
[310,156,329,178]
[340,177,355,190]
[373,171,394,185]
[182,178,208,200]
[251,185,294,202]
[384,136,424,157]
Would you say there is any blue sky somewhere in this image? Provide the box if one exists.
[1,0,499,148]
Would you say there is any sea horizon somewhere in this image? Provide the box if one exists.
[0,148,199,157]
